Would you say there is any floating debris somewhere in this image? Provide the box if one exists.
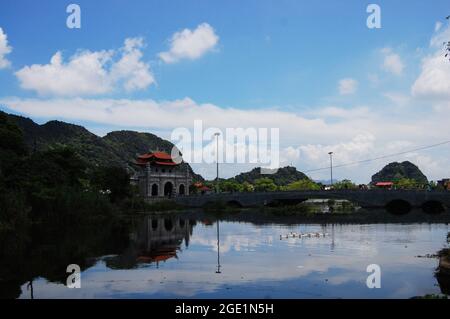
[280,232,329,240]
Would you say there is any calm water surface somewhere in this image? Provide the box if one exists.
[16,213,450,299]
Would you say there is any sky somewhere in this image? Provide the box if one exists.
[0,0,450,182]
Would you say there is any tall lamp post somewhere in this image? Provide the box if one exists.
[328,151,333,187]
[214,132,220,193]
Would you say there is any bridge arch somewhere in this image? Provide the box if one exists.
[226,200,243,208]
[421,200,446,215]
[386,199,412,215]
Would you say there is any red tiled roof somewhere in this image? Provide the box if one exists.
[136,151,179,166]
[153,152,173,160]
[135,159,147,165]
[375,182,394,186]
[138,153,154,160]
[155,161,178,166]
[138,151,173,160]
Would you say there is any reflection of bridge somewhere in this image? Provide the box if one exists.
[175,190,450,211]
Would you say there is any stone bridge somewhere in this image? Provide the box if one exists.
[174,190,450,212]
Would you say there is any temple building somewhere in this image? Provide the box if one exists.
[135,151,191,198]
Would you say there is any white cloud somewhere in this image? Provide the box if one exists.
[159,23,219,63]
[412,24,450,99]
[383,92,411,107]
[435,21,443,32]
[110,37,155,91]
[314,106,370,118]
[338,78,358,95]
[15,37,155,96]
[381,48,404,76]
[0,27,12,69]
[296,133,376,168]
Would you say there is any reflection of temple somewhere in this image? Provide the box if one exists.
[135,217,195,266]
[106,217,195,268]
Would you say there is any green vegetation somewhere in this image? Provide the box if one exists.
[333,179,358,190]
[0,113,145,231]
[233,166,309,186]
[283,179,321,191]
[254,177,278,192]
[394,178,421,190]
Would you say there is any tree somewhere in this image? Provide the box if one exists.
[219,180,243,193]
[333,179,357,190]
[90,166,131,203]
[394,178,419,190]
[285,179,320,191]
[254,178,277,192]
[446,41,450,61]
[241,181,254,192]
[0,112,28,185]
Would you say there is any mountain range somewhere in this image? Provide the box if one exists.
[3,111,204,181]
[3,111,429,186]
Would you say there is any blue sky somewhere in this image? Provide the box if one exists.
[0,0,450,182]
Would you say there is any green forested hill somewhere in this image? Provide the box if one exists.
[371,161,428,184]
[232,166,310,186]
[3,111,203,181]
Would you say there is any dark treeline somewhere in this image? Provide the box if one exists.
[0,113,138,298]
[0,112,147,230]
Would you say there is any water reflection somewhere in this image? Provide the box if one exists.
[105,217,195,269]
[0,210,448,299]
[216,221,221,274]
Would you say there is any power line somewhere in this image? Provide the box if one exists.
[304,139,450,173]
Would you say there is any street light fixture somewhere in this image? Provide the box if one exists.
[328,152,333,186]
[214,132,220,193]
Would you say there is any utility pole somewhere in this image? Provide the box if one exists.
[328,152,333,186]
[214,132,220,193]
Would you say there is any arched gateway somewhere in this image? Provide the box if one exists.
[135,151,192,198]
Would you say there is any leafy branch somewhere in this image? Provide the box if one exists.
[446,16,450,61]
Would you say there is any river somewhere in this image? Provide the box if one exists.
[9,211,449,299]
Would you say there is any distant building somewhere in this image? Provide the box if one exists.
[193,182,213,195]
[374,182,394,189]
[438,179,450,190]
[135,151,192,198]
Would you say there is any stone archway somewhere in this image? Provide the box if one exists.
[179,184,185,196]
[151,184,158,197]
[164,181,174,197]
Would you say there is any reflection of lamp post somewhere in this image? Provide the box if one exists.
[216,220,221,274]
[328,152,333,186]
[214,132,220,193]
